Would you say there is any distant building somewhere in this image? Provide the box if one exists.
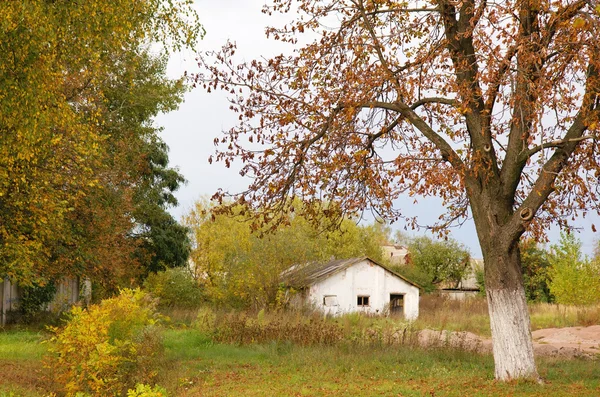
[381,244,411,265]
[282,257,420,319]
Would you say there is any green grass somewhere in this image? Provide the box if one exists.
[157,329,600,397]
[0,331,47,360]
[2,324,600,396]
[0,331,50,396]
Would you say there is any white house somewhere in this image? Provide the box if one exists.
[283,257,420,319]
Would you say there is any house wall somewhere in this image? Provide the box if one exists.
[305,259,419,319]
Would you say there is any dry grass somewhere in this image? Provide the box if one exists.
[414,294,600,336]
[529,303,600,330]
[415,294,491,335]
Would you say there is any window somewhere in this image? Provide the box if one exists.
[357,295,370,307]
[323,295,338,307]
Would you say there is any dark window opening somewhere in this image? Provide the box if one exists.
[357,295,370,307]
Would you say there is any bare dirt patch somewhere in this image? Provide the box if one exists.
[418,325,600,359]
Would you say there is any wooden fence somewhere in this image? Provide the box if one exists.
[0,277,91,326]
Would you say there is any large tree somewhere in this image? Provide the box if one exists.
[200,0,600,380]
[0,0,199,286]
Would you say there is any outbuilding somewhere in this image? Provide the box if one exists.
[283,257,420,319]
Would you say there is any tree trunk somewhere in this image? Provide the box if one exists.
[487,286,538,380]
[482,241,540,381]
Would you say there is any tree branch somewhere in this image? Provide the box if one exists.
[506,63,600,240]
[410,97,456,110]
[521,135,597,161]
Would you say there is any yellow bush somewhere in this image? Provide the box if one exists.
[126,384,168,397]
[46,289,163,396]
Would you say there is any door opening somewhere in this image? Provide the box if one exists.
[389,294,404,316]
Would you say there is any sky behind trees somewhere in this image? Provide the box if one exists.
[156,0,599,258]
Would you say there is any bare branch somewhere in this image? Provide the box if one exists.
[521,135,597,160]
[410,97,456,110]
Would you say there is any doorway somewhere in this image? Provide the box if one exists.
[389,294,404,316]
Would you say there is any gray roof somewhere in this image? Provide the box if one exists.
[281,256,421,289]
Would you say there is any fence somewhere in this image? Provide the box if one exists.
[0,277,91,326]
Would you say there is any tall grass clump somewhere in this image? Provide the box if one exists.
[207,309,344,346]
[196,307,420,347]
[529,302,600,330]
[415,294,491,335]
[46,289,165,396]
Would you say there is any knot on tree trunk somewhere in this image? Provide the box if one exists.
[519,207,533,221]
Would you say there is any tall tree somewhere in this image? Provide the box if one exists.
[0,0,200,286]
[200,1,600,380]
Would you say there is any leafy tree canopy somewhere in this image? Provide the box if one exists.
[549,232,600,306]
[408,235,471,289]
[184,198,388,308]
[519,239,554,303]
[0,0,200,286]
[198,0,600,380]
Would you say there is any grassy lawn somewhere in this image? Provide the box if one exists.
[156,329,600,397]
[1,326,599,396]
[0,331,51,397]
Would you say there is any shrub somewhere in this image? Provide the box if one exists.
[127,384,168,397]
[46,289,164,396]
[143,268,204,309]
[15,279,57,323]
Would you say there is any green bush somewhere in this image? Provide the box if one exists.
[46,289,164,396]
[143,268,204,308]
[17,279,57,322]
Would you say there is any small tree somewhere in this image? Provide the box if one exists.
[549,233,600,306]
[408,236,470,289]
[520,239,553,303]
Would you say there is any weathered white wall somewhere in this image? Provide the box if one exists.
[305,259,419,319]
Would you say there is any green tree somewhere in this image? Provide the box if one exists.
[184,199,387,308]
[549,233,600,306]
[407,236,471,290]
[520,239,553,303]
[0,1,200,287]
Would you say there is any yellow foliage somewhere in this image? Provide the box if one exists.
[0,0,201,285]
[46,289,163,397]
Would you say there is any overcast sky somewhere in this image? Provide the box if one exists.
[155,0,598,258]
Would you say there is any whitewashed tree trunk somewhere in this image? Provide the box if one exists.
[487,286,539,381]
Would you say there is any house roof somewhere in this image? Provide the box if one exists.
[281,256,421,289]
